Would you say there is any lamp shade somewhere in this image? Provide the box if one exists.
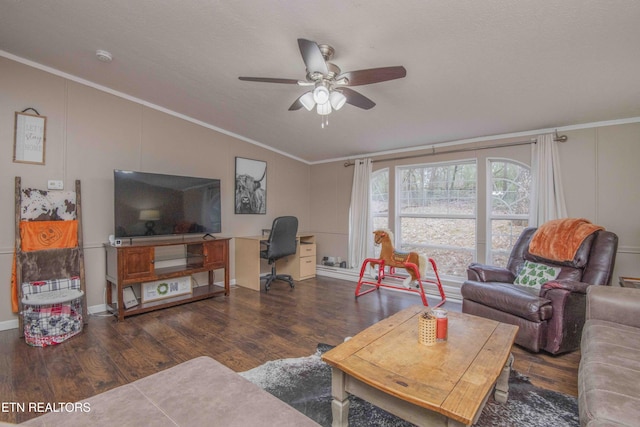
[330,91,347,110]
[139,209,160,221]
[299,91,315,111]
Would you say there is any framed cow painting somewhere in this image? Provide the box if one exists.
[235,157,267,214]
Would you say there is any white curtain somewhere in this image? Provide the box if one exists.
[348,159,373,269]
[529,133,568,226]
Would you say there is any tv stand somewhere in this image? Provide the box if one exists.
[105,237,230,320]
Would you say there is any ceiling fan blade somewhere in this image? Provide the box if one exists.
[288,96,304,111]
[337,66,407,86]
[297,38,329,75]
[238,77,300,84]
[339,87,376,110]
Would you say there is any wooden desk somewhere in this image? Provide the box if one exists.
[322,306,518,427]
[235,233,316,291]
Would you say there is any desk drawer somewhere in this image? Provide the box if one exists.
[300,256,316,278]
[300,243,316,257]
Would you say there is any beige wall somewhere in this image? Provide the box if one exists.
[309,123,640,287]
[0,57,310,324]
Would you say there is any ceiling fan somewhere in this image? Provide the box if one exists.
[239,39,406,127]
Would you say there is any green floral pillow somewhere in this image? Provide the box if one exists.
[514,261,561,289]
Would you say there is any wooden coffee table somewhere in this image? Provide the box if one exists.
[321,305,518,427]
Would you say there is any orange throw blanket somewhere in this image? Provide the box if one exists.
[19,220,78,251]
[11,220,78,312]
[529,218,604,262]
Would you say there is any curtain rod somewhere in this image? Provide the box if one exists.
[343,132,568,167]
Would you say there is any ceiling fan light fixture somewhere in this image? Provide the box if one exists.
[299,91,315,111]
[313,85,330,105]
[330,91,347,110]
[238,38,407,123]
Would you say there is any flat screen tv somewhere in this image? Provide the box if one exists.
[114,170,221,238]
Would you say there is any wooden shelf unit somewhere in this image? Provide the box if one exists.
[105,237,230,320]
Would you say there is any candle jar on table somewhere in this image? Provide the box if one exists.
[432,308,448,342]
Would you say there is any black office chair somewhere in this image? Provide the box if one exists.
[260,216,299,291]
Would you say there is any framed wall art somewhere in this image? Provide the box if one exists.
[14,110,46,165]
[235,157,267,214]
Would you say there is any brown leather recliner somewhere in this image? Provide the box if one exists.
[461,227,618,354]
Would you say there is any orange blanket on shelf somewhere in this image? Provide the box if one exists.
[528,218,604,262]
[11,220,78,313]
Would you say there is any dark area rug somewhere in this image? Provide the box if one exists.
[240,344,579,427]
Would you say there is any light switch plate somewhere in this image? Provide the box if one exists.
[47,180,63,190]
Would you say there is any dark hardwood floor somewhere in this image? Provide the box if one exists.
[0,276,579,424]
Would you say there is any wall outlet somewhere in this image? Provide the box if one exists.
[47,180,63,190]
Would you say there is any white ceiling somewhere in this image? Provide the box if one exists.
[1,0,639,163]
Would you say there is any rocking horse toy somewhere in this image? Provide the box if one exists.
[355,229,446,307]
[370,229,426,288]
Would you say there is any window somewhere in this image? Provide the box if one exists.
[371,168,389,231]
[369,156,530,281]
[397,161,477,277]
[488,159,531,266]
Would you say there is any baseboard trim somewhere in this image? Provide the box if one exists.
[315,265,463,303]
[0,319,18,331]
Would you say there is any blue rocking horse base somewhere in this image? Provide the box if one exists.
[355,258,446,307]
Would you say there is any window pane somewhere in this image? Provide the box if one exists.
[399,245,474,277]
[373,216,388,231]
[491,219,529,251]
[396,161,477,279]
[489,160,530,267]
[491,161,531,215]
[371,169,389,259]
[371,169,389,216]
[492,252,510,268]
[399,163,476,215]
[400,217,475,248]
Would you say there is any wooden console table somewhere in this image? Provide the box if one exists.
[105,237,230,320]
